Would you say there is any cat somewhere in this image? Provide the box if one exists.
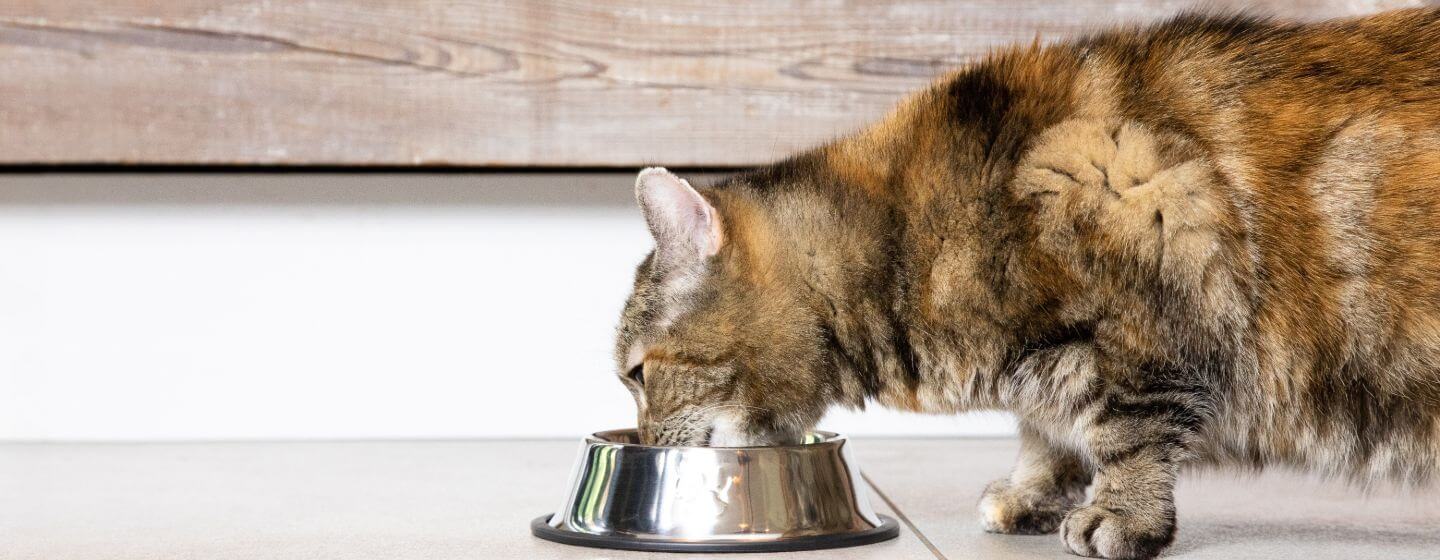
[612,9,1440,560]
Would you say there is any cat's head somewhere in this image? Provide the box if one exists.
[613,167,834,447]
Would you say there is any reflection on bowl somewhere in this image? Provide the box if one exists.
[531,428,898,552]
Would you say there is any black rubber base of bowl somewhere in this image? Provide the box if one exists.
[531,514,900,553]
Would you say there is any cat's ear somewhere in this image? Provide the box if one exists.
[635,167,723,263]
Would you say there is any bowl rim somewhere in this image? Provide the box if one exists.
[586,428,846,450]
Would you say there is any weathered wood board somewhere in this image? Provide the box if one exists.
[0,1,1425,166]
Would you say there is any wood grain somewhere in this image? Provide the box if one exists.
[0,1,1425,167]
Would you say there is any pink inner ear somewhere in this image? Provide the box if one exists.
[636,167,722,259]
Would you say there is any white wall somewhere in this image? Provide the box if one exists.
[0,173,1014,441]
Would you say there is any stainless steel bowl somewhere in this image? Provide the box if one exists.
[531,429,898,552]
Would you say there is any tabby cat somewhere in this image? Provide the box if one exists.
[613,9,1440,559]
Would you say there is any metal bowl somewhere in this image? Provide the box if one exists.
[531,429,898,553]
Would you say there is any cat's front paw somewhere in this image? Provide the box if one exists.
[977,478,1075,535]
[1059,504,1174,559]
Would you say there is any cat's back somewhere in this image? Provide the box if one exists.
[1089,9,1440,482]
[822,8,1440,481]
[916,9,1440,481]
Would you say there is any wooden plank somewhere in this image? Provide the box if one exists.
[0,1,1424,167]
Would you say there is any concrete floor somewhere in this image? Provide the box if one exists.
[2,439,1437,559]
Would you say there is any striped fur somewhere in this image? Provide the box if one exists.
[615,9,1440,559]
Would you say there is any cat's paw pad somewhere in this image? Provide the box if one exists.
[977,479,1072,535]
[1060,504,1174,559]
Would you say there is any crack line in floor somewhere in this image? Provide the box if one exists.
[861,469,950,560]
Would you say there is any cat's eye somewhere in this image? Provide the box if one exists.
[626,364,645,385]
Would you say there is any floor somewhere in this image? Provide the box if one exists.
[2,439,1438,560]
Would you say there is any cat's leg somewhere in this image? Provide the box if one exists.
[979,423,1092,534]
[1059,384,1207,560]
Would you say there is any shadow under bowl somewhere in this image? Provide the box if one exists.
[531,428,898,553]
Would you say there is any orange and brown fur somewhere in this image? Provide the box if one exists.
[614,9,1440,559]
